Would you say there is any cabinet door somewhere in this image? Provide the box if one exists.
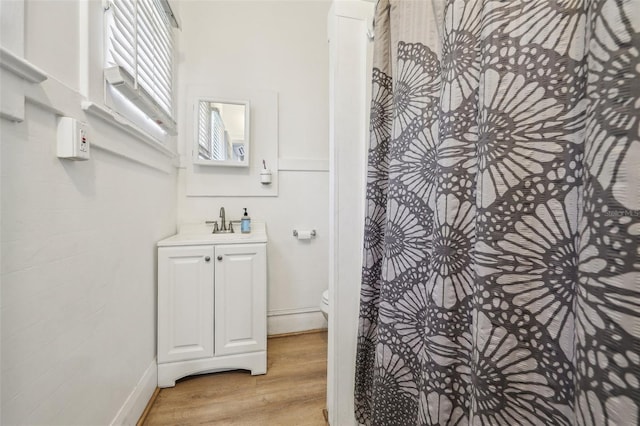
[158,246,214,363]
[214,244,266,356]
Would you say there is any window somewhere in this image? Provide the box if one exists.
[197,103,229,161]
[210,108,227,161]
[197,101,212,159]
[104,0,178,134]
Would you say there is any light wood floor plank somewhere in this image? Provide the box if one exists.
[143,331,328,425]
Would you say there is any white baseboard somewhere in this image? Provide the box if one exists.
[111,358,158,426]
[267,307,327,335]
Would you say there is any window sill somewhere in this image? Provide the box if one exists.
[81,101,178,161]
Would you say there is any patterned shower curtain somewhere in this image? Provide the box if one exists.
[355,0,640,425]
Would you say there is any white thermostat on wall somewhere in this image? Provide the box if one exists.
[57,117,90,161]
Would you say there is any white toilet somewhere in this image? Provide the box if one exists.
[320,290,329,321]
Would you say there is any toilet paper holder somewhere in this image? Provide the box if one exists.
[293,229,316,238]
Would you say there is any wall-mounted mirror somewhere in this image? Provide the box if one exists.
[194,99,250,167]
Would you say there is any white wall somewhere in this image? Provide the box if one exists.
[2,0,335,423]
[1,0,177,424]
[24,0,79,91]
[176,0,331,334]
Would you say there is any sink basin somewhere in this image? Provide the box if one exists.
[157,222,267,247]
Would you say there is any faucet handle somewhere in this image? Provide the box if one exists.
[206,221,219,233]
[229,222,234,233]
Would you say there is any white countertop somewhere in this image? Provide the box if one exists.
[157,222,267,247]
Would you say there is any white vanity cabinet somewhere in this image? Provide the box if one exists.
[158,245,215,364]
[214,244,266,356]
[156,223,267,388]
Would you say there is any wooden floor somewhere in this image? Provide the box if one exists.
[142,331,328,425]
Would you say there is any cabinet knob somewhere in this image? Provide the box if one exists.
[217,255,223,261]
[205,256,211,262]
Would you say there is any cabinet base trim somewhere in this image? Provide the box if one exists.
[158,351,267,388]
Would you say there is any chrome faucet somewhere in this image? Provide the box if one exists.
[206,207,234,233]
[219,207,227,231]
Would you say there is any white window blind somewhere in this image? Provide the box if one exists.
[211,108,226,161]
[105,0,177,133]
[197,102,212,159]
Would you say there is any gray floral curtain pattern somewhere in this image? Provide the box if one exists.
[355,0,640,425]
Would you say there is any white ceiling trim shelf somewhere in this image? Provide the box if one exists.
[0,47,48,83]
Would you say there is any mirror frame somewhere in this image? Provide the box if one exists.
[193,98,251,167]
